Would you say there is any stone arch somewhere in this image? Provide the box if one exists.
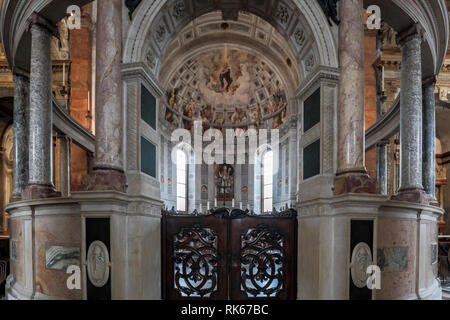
[123,0,339,73]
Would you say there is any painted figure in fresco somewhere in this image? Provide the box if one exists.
[231,108,241,124]
[267,87,287,113]
[165,88,180,125]
[250,105,263,129]
[213,112,224,126]
[219,63,233,93]
[183,98,196,130]
[201,105,213,122]
[208,75,220,93]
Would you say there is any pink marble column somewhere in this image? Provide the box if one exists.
[83,0,126,192]
[334,0,376,195]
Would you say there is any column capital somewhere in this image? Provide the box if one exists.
[422,75,437,87]
[376,139,390,147]
[396,23,424,46]
[12,67,29,79]
[25,12,58,38]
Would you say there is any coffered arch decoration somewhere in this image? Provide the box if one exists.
[123,0,339,74]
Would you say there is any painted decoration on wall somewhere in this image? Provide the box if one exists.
[87,241,110,288]
[45,245,80,271]
[216,164,234,201]
[241,186,248,193]
[201,185,208,193]
[164,47,289,130]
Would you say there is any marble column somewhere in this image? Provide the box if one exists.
[83,0,126,192]
[22,14,60,200]
[392,24,428,203]
[58,135,71,197]
[334,0,376,194]
[11,73,29,201]
[376,141,388,195]
[374,31,388,196]
[422,76,437,203]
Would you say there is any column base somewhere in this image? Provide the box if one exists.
[333,172,377,195]
[21,184,61,200]
[82,169,127,192]
[391,188,429,204]
[9,193,22,203]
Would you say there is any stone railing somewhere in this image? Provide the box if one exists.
[52,96,95,153]
[365,95,400,150]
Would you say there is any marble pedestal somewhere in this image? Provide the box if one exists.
[5,191,162,300]
[21,184,61,200]
[333,172,377,195]
[296,194,442,300]
[82,169,127,193]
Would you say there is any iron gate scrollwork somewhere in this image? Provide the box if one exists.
[162,208,297,300]
[173,227,218,298]
[239,224,284,298]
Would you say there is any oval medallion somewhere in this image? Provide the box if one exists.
[87,241,110,288]
[350,242,372,289]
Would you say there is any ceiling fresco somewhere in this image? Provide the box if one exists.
[164,47,288,131]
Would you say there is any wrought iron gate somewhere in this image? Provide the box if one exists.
[161,208,297,300]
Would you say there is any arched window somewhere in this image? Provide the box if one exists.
[176,149,187,212]
[262,150,273,213]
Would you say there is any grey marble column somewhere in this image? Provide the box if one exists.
[83,0,126,192]
[422,77,437,201]
[11,73,29,201]
[58,135,71,197]
[22,14,59,199]
[334,0,376,194]
[374,32,388,196]
[393,24,427,203]
[376,141,388,195]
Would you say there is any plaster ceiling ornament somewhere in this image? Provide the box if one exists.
[274,5,290,25]
[87,241,110,288]
[172,1,186,20]
[156,25,167,43]
[294,28,306,47]
[304,54,315,73]
[146,50,156,69]
[125,0,143,20]
[350,242,373,289]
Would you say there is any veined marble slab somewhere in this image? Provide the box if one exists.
[377,247,408,272]
[45,245,80,271]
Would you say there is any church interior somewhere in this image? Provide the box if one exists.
[0,0,449,301]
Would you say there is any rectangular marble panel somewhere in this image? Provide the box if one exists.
[45,245,80,271]
[431,243,438,265]
[11,240,17,260]
[377,247,408,272]
[141,84,157,130]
